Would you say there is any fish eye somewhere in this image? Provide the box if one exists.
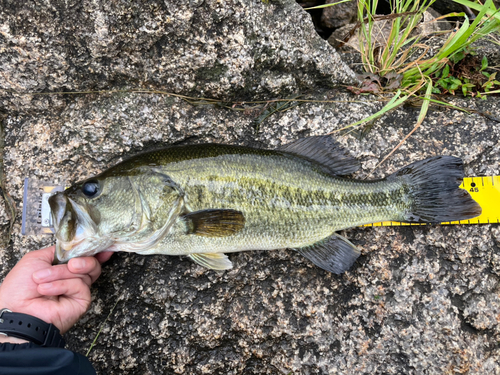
[81,180,100,198]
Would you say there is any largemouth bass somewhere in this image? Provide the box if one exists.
[49,136,481,273]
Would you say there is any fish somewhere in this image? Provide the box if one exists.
[49,136,482,273]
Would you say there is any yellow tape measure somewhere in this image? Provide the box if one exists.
[366,176,500,227]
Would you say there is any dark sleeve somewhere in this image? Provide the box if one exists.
[0,342,96,375]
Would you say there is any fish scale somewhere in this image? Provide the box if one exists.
[144,153,409,255]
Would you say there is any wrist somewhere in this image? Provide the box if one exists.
[0,309,66,348]
[0,335,30,344]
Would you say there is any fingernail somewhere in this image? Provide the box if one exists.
[71,258,86,270]
[33,268,52,281]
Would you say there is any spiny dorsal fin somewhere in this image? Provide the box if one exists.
[294,233,360,274]
[280,135,359,175]
[189,253,233,270]
[183,209,245,237]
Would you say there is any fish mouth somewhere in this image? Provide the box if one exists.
[49,192,99,264]
[53,239,84,265]
[48,192,68,234]
[49,192,75,264]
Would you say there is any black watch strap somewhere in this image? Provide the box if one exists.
[0,309,65,348]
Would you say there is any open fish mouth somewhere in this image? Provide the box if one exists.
[48,193,72,264]
[48,192,68,234]
[53,238,86,264]
[49,192,100,264]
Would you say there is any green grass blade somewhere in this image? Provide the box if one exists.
[416,78,433,124]
[304,0,351,10]
[369,80,433,174]
[453,0,500,21]
[449,0,496,47]
[479,89,500,95]
[336,91,409,131]
[86,295,122,357]
[425,97,471,114]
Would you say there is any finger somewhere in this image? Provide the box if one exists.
[33,264,92,287]
[37,278,91,303]
[23,245,56,265]
[68,257,102,284]
[95,251,113,264]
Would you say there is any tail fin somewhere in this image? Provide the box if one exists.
[391,156,482,223]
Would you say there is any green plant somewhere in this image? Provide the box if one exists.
[480,57,500,96]
[401,0,500,91]
[357,0,436,77]
[341,0,500,167]
[432,54,500,97]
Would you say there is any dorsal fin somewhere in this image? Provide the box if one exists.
[279,135,360,175]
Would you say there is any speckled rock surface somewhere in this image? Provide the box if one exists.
[1,91,499,374]
[0,0,356,111]
[1,0,500,374]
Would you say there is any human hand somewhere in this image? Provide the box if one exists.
[0,246,112,337]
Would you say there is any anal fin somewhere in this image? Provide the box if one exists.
[294,233,360,274]
[183,209,245,237]
[189,253,233,270]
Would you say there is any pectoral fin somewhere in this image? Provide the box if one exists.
[189,253,233,270]
[182,209,245,237]
[294,233,360,274]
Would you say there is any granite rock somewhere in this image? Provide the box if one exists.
[1,91,499,374]
[0,0,357,112]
